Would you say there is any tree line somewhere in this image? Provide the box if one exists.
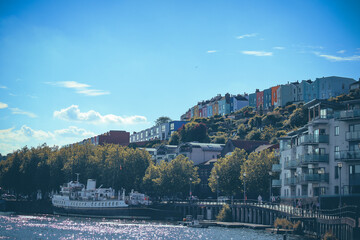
[0,143,278,201]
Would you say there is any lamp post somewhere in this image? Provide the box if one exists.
[243,172,246,204]
[189,177,192,202]
[337,162,343,213]
[269,171,273,203]
[216,175,219,201]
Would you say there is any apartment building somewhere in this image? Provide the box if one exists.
[275,99,360,207]
[74,130,130,146]
[130,120,188,143]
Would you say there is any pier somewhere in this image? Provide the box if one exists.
[168,199,360,240]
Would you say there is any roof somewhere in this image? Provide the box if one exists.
[181,142,225,151]
[229,139,269,152]
[198,158,218,166]
[253,143,279,153]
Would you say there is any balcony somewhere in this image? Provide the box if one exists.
[299,135,329,145]
[272,179,281,187]
[335,150,360,161]
[299,154,329,165]
[284,160,298,169]
[284,177,297,185]
[272,164,282,172]
[335,109,360,121]
[346,131,360,141]
[299,173,329,184]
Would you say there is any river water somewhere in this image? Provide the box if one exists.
[0,214,308,240]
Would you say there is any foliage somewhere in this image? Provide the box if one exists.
[155,116,172,126]
[142,155,200,197]
[240,150,278,199]
[274,218,293,229]
[208,149,247,197]
[323,230,337,240]
[245,129,261,140]
[168,131,180,145]
[0,144,152,199]
[179,122,210,143]
[293,221,303,234]
[216,204,232,222]
[287,107,307,128]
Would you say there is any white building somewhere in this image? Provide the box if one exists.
[275,99,360,207]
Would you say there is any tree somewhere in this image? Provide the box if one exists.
[155,116,172,126]
[245,129,261,140]
[287,107,307,128]
[240,150,278,199]
[168,131,180,145]
[143,155,200,198]
[179,122,210,143]
[208,148,247,197]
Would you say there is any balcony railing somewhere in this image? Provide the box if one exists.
[272,179,281,187]
[335,109,360,120]
[299,173,329,183]
[284,160,298,169]
[272,164,282,172]
[299,135,329,145]
[284,177,297,185]
[299,154,329,164]
[346,131,360,141]
[335,150,360,161]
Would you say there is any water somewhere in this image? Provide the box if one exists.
[0,214,306,240]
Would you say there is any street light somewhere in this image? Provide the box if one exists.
[216,175,219,201]
[337,162,343,212]
[243,172,246,204]
[189,177,192,202]
[269,171,273,203]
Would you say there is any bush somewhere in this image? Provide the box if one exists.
[274,218,293,229]
[293,221,303,234]
[323,230,337,240]
[216,204,232,222]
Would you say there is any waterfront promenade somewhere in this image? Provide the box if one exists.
[168,199,360,240]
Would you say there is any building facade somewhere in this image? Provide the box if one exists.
[275,99,360,207]
[130,121,188,143]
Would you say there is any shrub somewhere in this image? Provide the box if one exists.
[274,218,293,229]
[323,230,337,240]
[216,204,232,222]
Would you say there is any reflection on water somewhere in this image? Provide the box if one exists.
[0,214,305,240]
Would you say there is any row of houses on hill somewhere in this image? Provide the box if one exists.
[181,76,357,121]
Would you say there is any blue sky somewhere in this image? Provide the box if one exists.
[0,0,359,155]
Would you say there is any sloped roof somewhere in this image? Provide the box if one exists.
[253,143,279,153]
[230,139,269,152]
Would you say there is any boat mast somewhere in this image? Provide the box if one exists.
[75,173,80,182]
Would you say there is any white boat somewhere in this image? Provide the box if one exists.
[52,175,152,218]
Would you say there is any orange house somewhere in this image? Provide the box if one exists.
[271,86,280,106]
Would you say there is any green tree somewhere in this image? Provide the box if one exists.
[216,204,232,222]
[179,122,210,143]
[245,129,261,140]
[240,150,278,199]
[168,131,180,145]
[208,148,247,197]
[155,116,172,126]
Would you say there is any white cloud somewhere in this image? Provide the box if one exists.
[54,105,147,125]
[242,51,273,57]
[314,52,360,62]
[0,102,8,109]
[273,47,285,50]
[206,50,217,53]
[46,81,110,96]
[236,33,257,39]
[0,125,95,154]
[9,108,37,118]
[337,50,346,54]
[54,126,94,138]
[0,85,7,89]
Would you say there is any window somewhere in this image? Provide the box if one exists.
[161,125,165,132]
[335,186,339,194]
[170,123,174,130]
[335,126,339,136]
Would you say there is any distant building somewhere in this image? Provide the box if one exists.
[256,90,264,109]
[75,130,130,146]
[248,92,257,108]
[263,88,272,110]
[130,121,188,143]
[177,142,224,165]
[232,94,249,112]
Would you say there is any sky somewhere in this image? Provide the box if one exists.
[0,0,360,155]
